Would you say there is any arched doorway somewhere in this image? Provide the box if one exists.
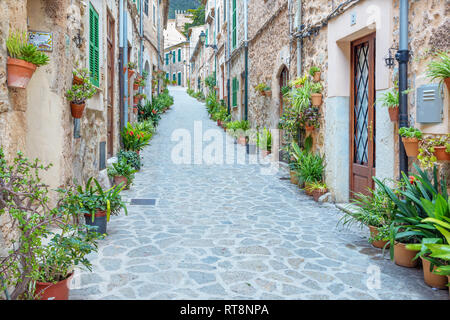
[144,60,150,98]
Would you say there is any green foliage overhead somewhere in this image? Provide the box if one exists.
[182,4,205,37]
[169,0,200,19]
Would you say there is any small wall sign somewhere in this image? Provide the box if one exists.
[28,31,53,52]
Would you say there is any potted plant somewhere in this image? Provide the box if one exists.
[310,82,323,107]
[255,83,271,97]
[377,87,399,122]
[107,158,137,189]
[307,181,328,202]
[399,127,422,157]
[296,151,325,195]
[121,122,152,152]
[6,30,49,88]
[134,77,145,91]
[65,75,97,118]
[117,149,142,171]
[426,51,450,91]
[257,127,272,157]
[127,61,137,78]
[301,107,321,133]
[309,66,321,82]
[339,187,394,249]
[418,135,450,168]
[75,177,128,235]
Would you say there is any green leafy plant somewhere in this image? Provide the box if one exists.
[121,122,152,152]
[301,106,321,129]
[6,30,49,67]
[117,149,142,171]
[418,134,450,168]
[425,51,450,88]
[255,83,271,93]
[296,151,324,183]
[398,127,422,139]
[378,88,399,109]
[257,127,272,152]
[74,177,128,223]
[204,74,216,89]
[311,82,323,94]
[127,61,137,70]
[309,66,320,77]
[66,76,97,104]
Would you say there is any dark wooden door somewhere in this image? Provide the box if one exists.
[350,33,376,197]
[279,66,289,116]
[107,12,115,158]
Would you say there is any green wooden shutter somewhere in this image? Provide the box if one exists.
[165,53,169,65]
[178,48,181,62]
[232,0,236,49]
[178,72,181,85]
[172,51,175,63]
[89,4,99,87]
[232,77,238,107]
[206,29,209,46]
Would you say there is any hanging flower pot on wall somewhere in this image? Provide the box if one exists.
[305,125,315,133]
[311,93,323,107]
[313,72,321,82]
[433,146,450,161]
[7,57,37,89]
[128,70,135,79]
[401,137,420,157]
[388,106,399,122]
[70,103,85,118]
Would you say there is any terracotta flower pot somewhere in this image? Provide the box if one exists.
[133,96,140,104]
[128,70,135,78]
[394,242,419,268]
[305,125,315,133]
[433,146,450,161]
[388,106,399,122]
[401,137,420,157]
[217,120,222,127]
[265,91,272,97]
[444,78,450,91]
[133,107,138,114]
[313,72,321,82]
[368,225,389,249]
[70,102,85,118]
[237,136,247,145]
[133,83,139,91]
[114,175,128,189]
[35,273,74,300]
[72,76,84,85]
[6,57,37,89]
[290,170,299,185]
[313,189,327,202]
[311,93,323,106]
[421,256,448,289]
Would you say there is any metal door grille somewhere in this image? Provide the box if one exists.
[353,43,370,165]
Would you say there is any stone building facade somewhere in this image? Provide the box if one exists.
[189,25,207,93]
[198,0,449,203]
[0,0,168,273]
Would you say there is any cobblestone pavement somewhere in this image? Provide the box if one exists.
[69,87,448,300]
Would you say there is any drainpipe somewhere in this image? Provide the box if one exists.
[139,0,143,76]
[295,0,302,77]
[244,0,248,121]
[157,0,161,94]
[226,0,231,114]
[123,2,129,126]
[119,0,126,130]
[396,0,409,177]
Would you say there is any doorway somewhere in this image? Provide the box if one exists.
[350,33,376,197]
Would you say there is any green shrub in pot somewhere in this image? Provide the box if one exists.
[118,149,142,171]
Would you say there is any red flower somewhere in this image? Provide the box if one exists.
[129,131,134,136]
[152,110,157,114]
[409,176,416,185]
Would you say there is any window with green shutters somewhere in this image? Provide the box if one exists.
[232,0,237,49]
[172,51,175,63]
[178,48,181,62]
[173,73,176,82]
[89,3,99,87]
[165,53,169,65]
[178,72,181,85]
[232,77,238,107]
[206,29,208,46]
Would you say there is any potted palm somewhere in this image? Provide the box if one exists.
[426,51,450,91]
[309,66,321,82]
[377,87,399,122]
[107,158,137,190]
[399,127,422,157]
[75,177,128,235]
[66,71,96,118]
[6,30,49,88]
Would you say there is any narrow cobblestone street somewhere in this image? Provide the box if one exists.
[69,87,448,300]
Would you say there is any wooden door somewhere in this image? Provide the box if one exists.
[350,33,376,197]
[279,66,289,161]
[107,11,115,158]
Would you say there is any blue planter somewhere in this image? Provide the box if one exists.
[84,211,107,234]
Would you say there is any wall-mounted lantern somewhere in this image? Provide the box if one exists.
[384,47,397,69]
[73,30,83,48]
